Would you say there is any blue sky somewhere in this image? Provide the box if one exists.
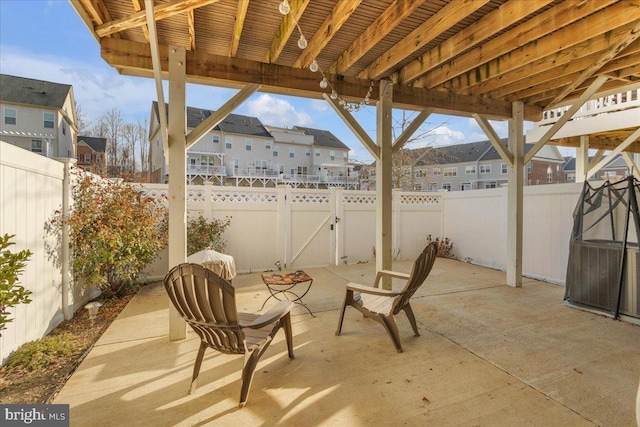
[0,0,532,163]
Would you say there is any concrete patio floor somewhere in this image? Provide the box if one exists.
[53,259,640,426]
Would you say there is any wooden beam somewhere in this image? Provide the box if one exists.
[145,0,168,163]
[397,0,553,84]
[524,75,609,164]
[293,0,363,69]
[131,0,150,42]
[77,0,122,39]
[376,80,394,289]
[329,0,424,75]
[507,101,524,288]
[359,0,489,80]
[415,0,621,89]
[265,0,309,63]
[100,37,542,121]
[589,128,640,177]
[187,9,196,51]
[548,18,640,107]
[229,0,249,57]
[95,0,220,37]
[392,108,433,154]
[323,94,379,160]
[186,83,260,149]
[472,114,514,166]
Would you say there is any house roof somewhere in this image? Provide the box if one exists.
[293,126,349,150]
[152,101,271,138]
[563,154,627,173]
[0,74,71,109]
[78,135,107,153]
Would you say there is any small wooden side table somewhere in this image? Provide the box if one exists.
[260,270,315,317]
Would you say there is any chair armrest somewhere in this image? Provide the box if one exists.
[241,301,294,330]
[346,282,401,297]
[373,270,410,288]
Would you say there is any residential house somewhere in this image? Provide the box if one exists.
[363,138,565,191]
[563,155,629,183]
[149,102,353,188]
[0,74,77,158]
[76,135,107,175]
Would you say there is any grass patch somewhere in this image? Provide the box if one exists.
[6,333,84,372]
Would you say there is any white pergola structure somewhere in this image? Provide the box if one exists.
[70,0,640,339]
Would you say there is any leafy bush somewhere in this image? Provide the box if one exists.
[187,216,231,256]
[426,234,455,259]
[47,169,168,298]
[0,234,32,333]
[6,333,82,372]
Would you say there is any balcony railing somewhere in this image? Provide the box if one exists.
[187,165,225,175]
[539,89,640,125]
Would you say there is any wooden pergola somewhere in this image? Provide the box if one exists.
[70,0,640,338]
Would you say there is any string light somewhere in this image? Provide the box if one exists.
[277,0,372,112]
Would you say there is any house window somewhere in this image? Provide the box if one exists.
[306,148,311,157]
[84,154,91,162]
[566,173,575,182]
[465,165,476,174]
[479,164,491,174]
[265,140,271,150]
[486,181,497,189]
[225,137,233,149]
[297,166,308,175]
[256,160,267,170]
[273,146,279,157]
[31,140,42,154]
[431,167,441,176]
[330,150,335,161]
[213,135,220,144]
[442,183,452,191]
[4,108,16,125]
[201,155,215,166]
[289,148,295,158]
[461,182,471,191]
[415,170,425,178]
[315,151,320,157]
[527,163,532,173]
[96,155,101,163]
[44,112,55,129]
[414,183,422,191]
[62,122,66,135]
[443,167,457,177]
[501,163,508,174]
[343,152,348,160]
[245,139,252,151]
[190,157,198,166]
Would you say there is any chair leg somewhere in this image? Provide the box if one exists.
[336,290,353,335]
[239,349,262,408]
[380,315,403,353]
[189,341,207,394]
[403,304,420,336]
[281,313,295,359]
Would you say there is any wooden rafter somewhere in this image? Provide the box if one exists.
[131,0,149,42]
[77,0,121,39]
[95,0,220,38]
[329,0,424,75]
[548,18,640,107]
[414,0,619,90]
[357,0,490,80]
[396,0,553,84]
[229,0,249,57]
[100,37,542,121]
[265,0,309,63]
[187,9,195,50]
[293,0,363,69]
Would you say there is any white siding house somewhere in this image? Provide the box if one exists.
[0,74,77,159]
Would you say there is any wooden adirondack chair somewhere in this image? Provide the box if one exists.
[164,263,294,408]
[336,243,438,353]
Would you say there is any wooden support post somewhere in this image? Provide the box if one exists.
[576,136,589,183]
[507,101,524,288]
[168,45,187,340]
[377,80,393,290]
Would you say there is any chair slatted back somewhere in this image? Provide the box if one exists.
[392,243,438,314]
[164,263,246,354]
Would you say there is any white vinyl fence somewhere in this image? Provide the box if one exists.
[0,138,583,363]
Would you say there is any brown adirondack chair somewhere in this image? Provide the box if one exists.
[164,263,294,408]
[336,243,438,353]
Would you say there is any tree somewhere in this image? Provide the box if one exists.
[75,103,90,135]
[137,118,150,180]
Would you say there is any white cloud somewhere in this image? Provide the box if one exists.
[425,125,465,147]
[245,94,313,127]
[309,99,328,112]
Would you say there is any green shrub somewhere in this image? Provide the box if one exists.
[6,333,83,372]
[47,169,168,298]
[187,216,231,256]
[0,234,32,333]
